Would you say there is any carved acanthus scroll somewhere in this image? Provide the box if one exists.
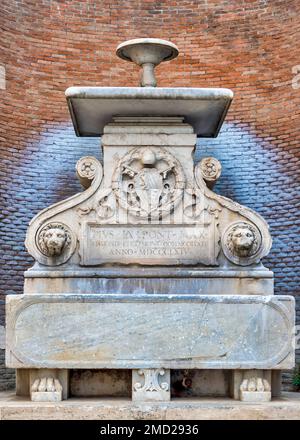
[25,156,103,266]
[199,157,222,189]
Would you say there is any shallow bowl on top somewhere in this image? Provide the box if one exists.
[116,38,179,66]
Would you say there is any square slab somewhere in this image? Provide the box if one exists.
[65,87,233,137]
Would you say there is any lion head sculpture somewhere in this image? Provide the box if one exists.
[227,223,257,258]
[38,223,71,257]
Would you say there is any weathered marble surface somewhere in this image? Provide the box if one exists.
[6,294,294,369]
[24,268,274,296]
[80,224,218,265]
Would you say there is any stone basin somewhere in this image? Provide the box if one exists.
[65,86,233,137]
[6,293,294,370]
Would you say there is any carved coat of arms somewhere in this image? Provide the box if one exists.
[112,147,185,219]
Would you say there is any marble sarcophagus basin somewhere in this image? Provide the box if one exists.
[6,39,295,403]
[7,294,294,371]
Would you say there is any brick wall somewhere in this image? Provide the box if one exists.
[0,0,299,391]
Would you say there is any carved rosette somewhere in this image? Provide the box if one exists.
[133,369,169,393]
[222,221,262,266]
[199,157,221,187]
[112,147,185,219]
[76,156,99,189]
[35,222,76,266]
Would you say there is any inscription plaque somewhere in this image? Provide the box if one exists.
[80,223,219,265]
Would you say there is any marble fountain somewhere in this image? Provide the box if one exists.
[5,39,294,404]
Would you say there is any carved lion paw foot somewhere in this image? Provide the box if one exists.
[240,377,271,402]
[31,377,63,402]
